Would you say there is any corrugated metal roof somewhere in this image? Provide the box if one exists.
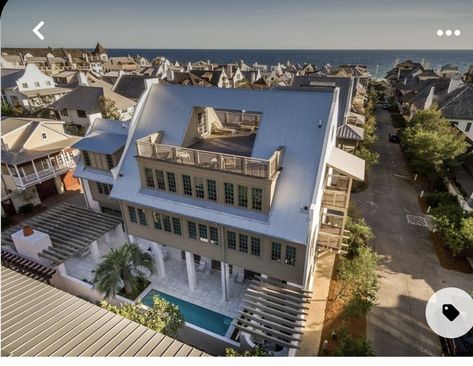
[1,266,208,357]
[336,123,364,141]
[72,131,127,154]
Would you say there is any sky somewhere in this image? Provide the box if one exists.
[1,0,472,49]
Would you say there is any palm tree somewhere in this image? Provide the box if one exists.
[93,243,154,298]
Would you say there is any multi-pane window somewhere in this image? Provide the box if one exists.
[153,212,162,230]
[183,175,192,196]
[166,172,177,192]
[251,237,261,256]
[137,208,147,226]
[194,177,205,198]
[77,110,87,118]
[207,180,217,201]
[61,108,68,116]
[22,83,28,88]
[106,154,114,169]
[209,226,219,245]
[239,234,248,253]
[285,246,296,266]
[145,168,155,188]
[128,206,137,223]
[96,182,112,195]
[188,221,197,239]
[198,224,208,242]
[252,188,263,211]
[172,217,182,235]
[156,170,166,190]
[224,183,234,205]
[238,185,248,207]
[162,215,172,232]
[271,242,282,262]
[83,151,91,166]
[227,231,236,250]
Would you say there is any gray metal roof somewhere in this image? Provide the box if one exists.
[1,267,208,357]
[337,123,364,141]
[439,85,473,120]
[1,203,122,264]
[0,68,24,89]
[111,83,338,245]
[113,74,153,101]
[51,85,103,112]
[72,131,127,154]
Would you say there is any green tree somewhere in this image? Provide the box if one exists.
[334,329,374,356]
[460,217,473,247]
[225,346,271,357]
[99,96,121,120]
[93,243,153,298]
[355,146,379,171]
[101,295,183,337]
[338,246,378,315]
[345,216,375,256]
[1,100,13,116]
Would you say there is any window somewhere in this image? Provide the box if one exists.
[224,183,234,204]
[188,221,197,239]
[285,246,296,266]
[137,208,147,226]
[22,83,28,88]
[238,185,248,207]
[251,237,261,256]
[97,182,103,194]
[41,132,47,140]
[271,242,282,262]
[194,177,204,198]
[198,224,208,242]
[58,155,63,164]
[77,110,87,118]
[34,82,40,87]
[61,108,68,116]
[466,122,472,132]
[152,212,162,230]
[156,170,166,190]
[209,226,219,245]
[183,175,192,196]
[128,206,137,223]
[227,231,236,250]
[172,217,182,235]
[252,188,263,211]
[207,179,217,201]
[41,160,49,170]
[83,151,91,166]
[166,172,177,192]
[46,81,51,86]
[96,182,112,195]
[162,215,172,232]
[144,168,155,188]
[239,234,248,253]
[106,154,114,169]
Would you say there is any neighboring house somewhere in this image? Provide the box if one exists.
[438,64,461,79]
[93,83,364,351]
[1,118,80,216]
[464,64,473,84]
[438,84,473,142]
[103,57,138,73]
[0,54,23,69]
[72,118,130,216]
[112,74,157,101]
[1,64,71,112]
[51,84,135,128]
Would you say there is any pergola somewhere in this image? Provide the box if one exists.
[232,277,312,349]
[1,203,122,264]
[1,248,56,283]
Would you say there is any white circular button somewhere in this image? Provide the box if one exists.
[437,29,444,36]
[425,288,473,339]
[454,29,461,36]
[445,29,453,36]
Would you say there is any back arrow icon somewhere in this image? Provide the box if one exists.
[33,21,45,40]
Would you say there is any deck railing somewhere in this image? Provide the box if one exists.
[13,159,76,189]
[322,189,349,209]
[136,139,282,179]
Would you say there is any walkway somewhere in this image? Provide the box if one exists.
[352,107,473,355]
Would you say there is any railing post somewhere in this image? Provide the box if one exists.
[193,151,200,166]
[217,154,224,170]
[171,147,177,161]
[31,160,40,180]
[243,158,248,175]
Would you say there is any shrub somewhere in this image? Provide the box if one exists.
[334,329,374,356]
[1,215,11,227]
[344,216,375,257]
[425,192,458,209]
[17,203,34,215]
[225,346,271,357]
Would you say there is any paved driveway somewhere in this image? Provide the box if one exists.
[352,107,473,356]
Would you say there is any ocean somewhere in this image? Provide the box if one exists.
[104,49,473,79]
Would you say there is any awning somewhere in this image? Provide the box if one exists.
[232,277,312,349]
[1,203,122,264]
[327,147,365,181]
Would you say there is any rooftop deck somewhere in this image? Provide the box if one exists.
[188,133,256,157]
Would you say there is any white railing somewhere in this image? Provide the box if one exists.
[136,139,283,179]
[13,159,76,188]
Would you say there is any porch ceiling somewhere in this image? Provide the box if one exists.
[232,277,312,349]
[1,203,122,264]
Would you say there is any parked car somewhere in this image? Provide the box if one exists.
[388,132,400,143]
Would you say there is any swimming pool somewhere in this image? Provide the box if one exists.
[141,289,233,337]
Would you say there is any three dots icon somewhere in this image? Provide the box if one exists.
[437,29,461,37]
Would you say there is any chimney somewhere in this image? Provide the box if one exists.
[12,226,52,263]
[166,68,175,81]
[77,72,89,86]
[250,72,256,83]
[447,77,463,94]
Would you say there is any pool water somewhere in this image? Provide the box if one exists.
[142,289,233,337]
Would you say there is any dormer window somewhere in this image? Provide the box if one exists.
[34,82,40,87]
[22,83,28,88]
[41,132,47,140]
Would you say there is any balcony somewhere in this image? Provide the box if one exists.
[12,160,76,189]
[136,137,283,180]
[322,189,349,209]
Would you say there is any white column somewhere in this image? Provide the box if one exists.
[56,263,67,276]
[31,160,40,179]
[90,241,101,264]
[221,262,230,301]
[185,251,196,290]
[151,242,166,279]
